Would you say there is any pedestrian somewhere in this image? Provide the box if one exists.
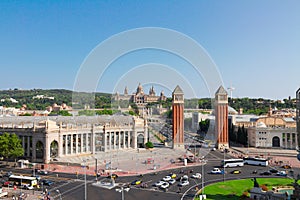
[12,195,15,200]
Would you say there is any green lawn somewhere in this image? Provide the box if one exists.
[196,178,295,200]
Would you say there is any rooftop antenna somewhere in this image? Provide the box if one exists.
[227,85,235,99]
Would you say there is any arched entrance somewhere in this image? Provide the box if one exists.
[36,141,44,159]
[50,140,58,158]
[137,134,145,148]
[272,136,280,147]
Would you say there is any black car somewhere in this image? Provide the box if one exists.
[260,171,272,176]
[269,169,278,173]
[42,180,54,186]
[4,171,12,177]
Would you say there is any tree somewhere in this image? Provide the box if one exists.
[236,125,248,146]
[0,133,24,164]
[50,110,72,116]
[78,110,96,116]
[199,119,210,134]
[228,123,237,143]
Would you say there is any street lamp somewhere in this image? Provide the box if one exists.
[32,163,36,177]
[200,159,207,200]
[222,145,226,182]
[20,176,23,194]
[56,189,62,200]
[115,186,130,200]
[82,159,89,200]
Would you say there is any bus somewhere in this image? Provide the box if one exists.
[221,159,244,167]
[243,157,268,166]
[8,175,38,187]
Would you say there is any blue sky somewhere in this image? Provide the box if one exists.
[0,1,299,99]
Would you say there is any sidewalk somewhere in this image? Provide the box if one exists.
[230,147,300,168]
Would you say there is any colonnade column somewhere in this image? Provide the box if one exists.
[64,135,68,155]
[91,129,95,154]
[296,133,298,148]
[109,132,112,151]
[22,136,25,149]
[118,132,121,149]
[58,134,63,157]
[133,130,137,149]
[104,132,107,152]
[32,138,36,162]
[75,134,78,154]
[27,137,30,157]
[80,134,83,153]
[284,133,287,148]
[128,131,131,148]
[113,132,116,150]
[44,135,50,163]
[289,133,292,148]
[123,132,126,149]
[85,133,88,152]
[70,134,73,155]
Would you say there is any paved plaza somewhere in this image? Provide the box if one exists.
[45,146,194,176]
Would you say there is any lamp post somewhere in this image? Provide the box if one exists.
[56,189,62,200]
[223,145,225,182]
[200,159,207,200]
[82,159,88,200]
[115,186,130,200]
[20,176,23,194]
[95,158,98,182]
[33,163,35,177]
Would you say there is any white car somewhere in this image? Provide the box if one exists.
[181,175,188,181]
[179,180,189,187]
[210,168,223,174]
[168,179,176,185]
[154,181,165,187]
[276,171,287,176]
[22,184,34,190]
[162,176,172,181]
[192,173,202,179]
[160,182,170,189]
[38,170,48,175]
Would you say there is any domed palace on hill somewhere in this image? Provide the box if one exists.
[112,83,167,106]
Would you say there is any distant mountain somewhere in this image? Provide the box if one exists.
[0,89,111,110]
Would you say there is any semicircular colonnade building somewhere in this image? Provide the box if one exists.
[0,115,148,163]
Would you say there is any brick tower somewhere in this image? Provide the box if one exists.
[215,86,229,150]
[172,85,184,149]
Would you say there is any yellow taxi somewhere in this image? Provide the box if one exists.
[170,173,176,179]
[131,180,142,185]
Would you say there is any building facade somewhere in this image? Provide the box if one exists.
[248,122,298,149]
[214,86,229,150]
[112,83,166,106]
[172,85,184,149]
[297,88,300,148]
[0,116,148,163]
[247,114,298,149]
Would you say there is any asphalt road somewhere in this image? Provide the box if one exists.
[47,150,299,200]
[1,150,299,200]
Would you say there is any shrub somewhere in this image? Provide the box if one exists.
[260,184,268,191]
[145,141,154,149]
[241,191,249,198]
